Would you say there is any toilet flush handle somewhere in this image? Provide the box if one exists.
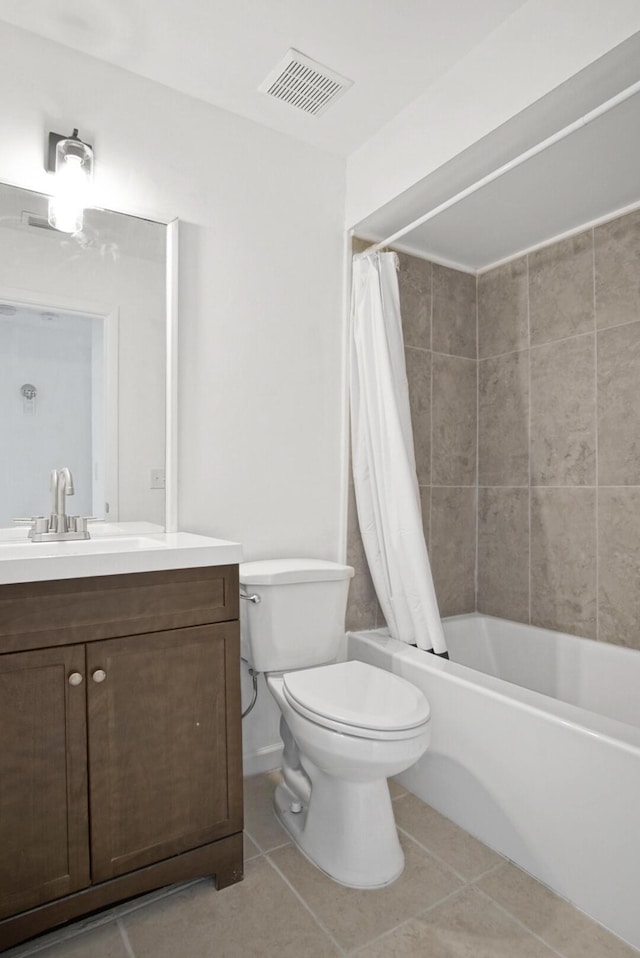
[240,591,261,604]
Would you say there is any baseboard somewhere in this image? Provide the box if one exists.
[242,743,283,777]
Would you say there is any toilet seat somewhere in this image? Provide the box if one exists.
[281,660,430,741]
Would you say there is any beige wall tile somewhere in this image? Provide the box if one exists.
[345,482,379,632]
[405,346,431,485]
[477,487,529,623]
[478,351,529,486]
[351,236,372,255]
[430,487,476,616]
[595,208,640,329]
[598,320,640,485]
[432,353,477,486]
[420,484,431,548]
[397,251,431,350]
[530,334,596,486]
[477,258,528,358]
[598,487,640,649]
[432,263,477,359]
[530,488,597,638]
[529,232,594,345]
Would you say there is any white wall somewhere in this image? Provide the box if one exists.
[0,21,347,771]
[346,0,640,226]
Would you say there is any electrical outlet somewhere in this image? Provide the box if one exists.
[150,468,166,490]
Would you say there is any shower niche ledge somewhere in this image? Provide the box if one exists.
[0,538,244,952]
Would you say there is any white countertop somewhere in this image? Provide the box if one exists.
[0,523,243,585]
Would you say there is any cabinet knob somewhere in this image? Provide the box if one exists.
[92,669,107,683]
[68,672,83,686]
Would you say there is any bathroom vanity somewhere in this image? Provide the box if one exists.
[0,532,244,951]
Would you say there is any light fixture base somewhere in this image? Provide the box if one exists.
[46,129,93,174]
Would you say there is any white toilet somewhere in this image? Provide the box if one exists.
[239,557,431,888]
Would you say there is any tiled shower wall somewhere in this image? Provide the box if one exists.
[477,209,640,648]
[347,208,640,650]
[346,240,478,630]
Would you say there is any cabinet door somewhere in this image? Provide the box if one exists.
[87,623,242,882]
[0,645,90,919]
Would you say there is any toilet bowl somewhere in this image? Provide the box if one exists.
[239,558,432,888]
[267,661,430,888]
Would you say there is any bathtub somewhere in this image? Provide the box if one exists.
[348,613,640,951]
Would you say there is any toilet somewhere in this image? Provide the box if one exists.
[239,558,431,888]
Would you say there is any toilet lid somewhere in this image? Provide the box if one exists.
[282,660,430,732]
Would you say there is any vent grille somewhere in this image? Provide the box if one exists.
[259,49,353,117]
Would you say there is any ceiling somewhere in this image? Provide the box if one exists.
[0,0,527,155]
[358,88,640,273]
[2,2,638,271]
[354,34,640,272]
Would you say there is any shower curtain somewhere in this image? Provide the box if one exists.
[350,251,447,655]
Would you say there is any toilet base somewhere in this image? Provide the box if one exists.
[273,765,405,889]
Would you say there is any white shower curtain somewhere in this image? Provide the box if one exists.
[350,252,447,655]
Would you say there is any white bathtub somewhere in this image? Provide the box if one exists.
[348,613,640,951]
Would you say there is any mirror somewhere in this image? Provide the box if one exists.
[0,182,175,530]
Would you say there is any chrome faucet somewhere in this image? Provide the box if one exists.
[50,467,76,534]
[13,467,91,542]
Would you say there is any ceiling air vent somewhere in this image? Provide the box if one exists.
[259,48,353,117]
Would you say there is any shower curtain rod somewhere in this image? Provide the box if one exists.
[359,77,640,257]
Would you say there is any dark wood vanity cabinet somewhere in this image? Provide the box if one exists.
[0,565,243,951]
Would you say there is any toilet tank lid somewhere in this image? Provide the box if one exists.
[239,558,355,585]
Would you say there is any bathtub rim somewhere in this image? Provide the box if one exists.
[347,617,640,757]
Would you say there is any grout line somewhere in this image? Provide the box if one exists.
[263,853,347,956]
[473,886,567,958]
[243,825,290,857]
[593,227,600,643]
[526,253,532,626]
[346,882,472,955]
[430,483,476,489]
[475,271,479,612]
[395,824,476,885]
[468,859,507,884]
[117,920,137,958]
[429,265,434,551]
[479,312,640,362]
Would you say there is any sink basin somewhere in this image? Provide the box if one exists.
[0,536,167,560]
[0,527,243,585]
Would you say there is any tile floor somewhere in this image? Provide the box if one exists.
[5,772,639,958]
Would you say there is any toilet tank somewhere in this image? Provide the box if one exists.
[239,558,355,673]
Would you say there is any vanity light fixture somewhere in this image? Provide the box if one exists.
[46,128,94,233]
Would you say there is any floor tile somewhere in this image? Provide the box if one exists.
[352,886,557,957]
[269,832,462,952]
[243,770,290,851]
[3,922,128,958]
[122,858,339,958]
[394,793,503,880]
[478,861,640,957]
[388,777,407,800]
[243,831,261,862]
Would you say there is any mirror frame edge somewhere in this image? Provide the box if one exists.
[165,218,179,533]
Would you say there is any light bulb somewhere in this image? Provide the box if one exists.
[47,133,94,233]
